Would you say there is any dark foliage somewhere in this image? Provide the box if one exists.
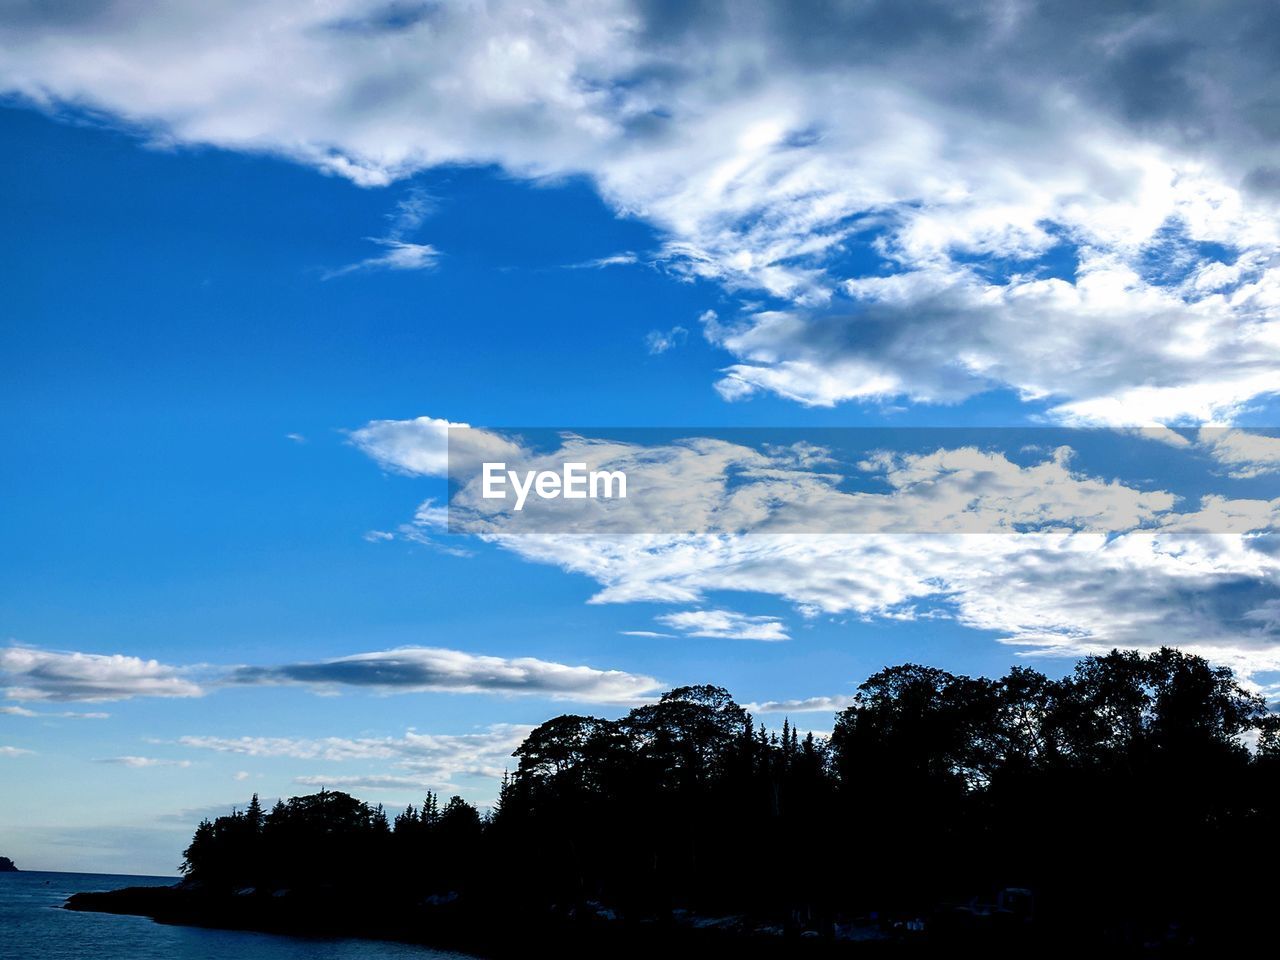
[180,648,1280,949]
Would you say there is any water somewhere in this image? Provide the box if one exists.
[0,871,475,960]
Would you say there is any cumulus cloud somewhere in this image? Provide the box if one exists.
[1199,428,1280,478]
[425,424,1275,536]
[179,724,531,790]
[230,645,661,703]
[656,609,789,641]
[709,257,1280,425]
[3,2,1280,421]
[349,418,1280,674]
[0,647,203,702]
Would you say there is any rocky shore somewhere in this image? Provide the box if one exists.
[64,884,950,958]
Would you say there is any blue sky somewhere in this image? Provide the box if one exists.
[3,1,1280,875]
[1,106,1046,874]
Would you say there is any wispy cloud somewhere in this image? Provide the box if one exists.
[323,238,440,279]
[178,724,531,791]
[98,756,192,768]
[745,695,857,714]
[645,325,687,355]
[0,745,34,757]
[566,252,639,269]
[325,185,442,278]
[656,609,790,642]
[0,704,110,719]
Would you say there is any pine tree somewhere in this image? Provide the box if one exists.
[246,793,263,833]
[422,791,440,828]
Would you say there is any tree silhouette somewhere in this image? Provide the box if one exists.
[175,647,1278,949]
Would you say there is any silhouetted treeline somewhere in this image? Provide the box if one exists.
[181,647,1280,948]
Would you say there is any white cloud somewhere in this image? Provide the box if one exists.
[98,756,192,768]
[493,530,1280,677]
[179,724,531,790]
[323,238,440,279]
[567,252,639,269]
[348,416,521,478]
[426,424,1272,537]
[0,647,203,702]
[231,645,661,704]
[3,2,1280,421]
[645,325,688,354]
[1198,428,1280,478]
[0,746,34,757]
[357,420,1280,673]
[363,424,1280,676]
[656,608,789,642]
[708,257,1280,425]
[745,695,857,714]
[0,705,110,719]
[2,640,658,708]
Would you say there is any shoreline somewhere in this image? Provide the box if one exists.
[64,885,947,958]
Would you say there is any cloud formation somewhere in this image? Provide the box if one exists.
[324,238,440,279]
[98,756,193,768]
[363,421,1280,677]
[349,416,521,478]
[0,647,203,702]
[179,724,531,790]
[744,695,857,715]
[1,642,659,708]
[655,609,789,642]
[645,325,688,355]
[0,705,109,719]
[3,1,1280,422]
[230,645,661,703]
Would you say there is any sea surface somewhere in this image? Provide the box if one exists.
[0,871,476,960]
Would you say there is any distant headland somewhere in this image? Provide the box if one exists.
[0,857,17,872]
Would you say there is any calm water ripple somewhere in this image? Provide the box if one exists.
[0,871,475,960]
